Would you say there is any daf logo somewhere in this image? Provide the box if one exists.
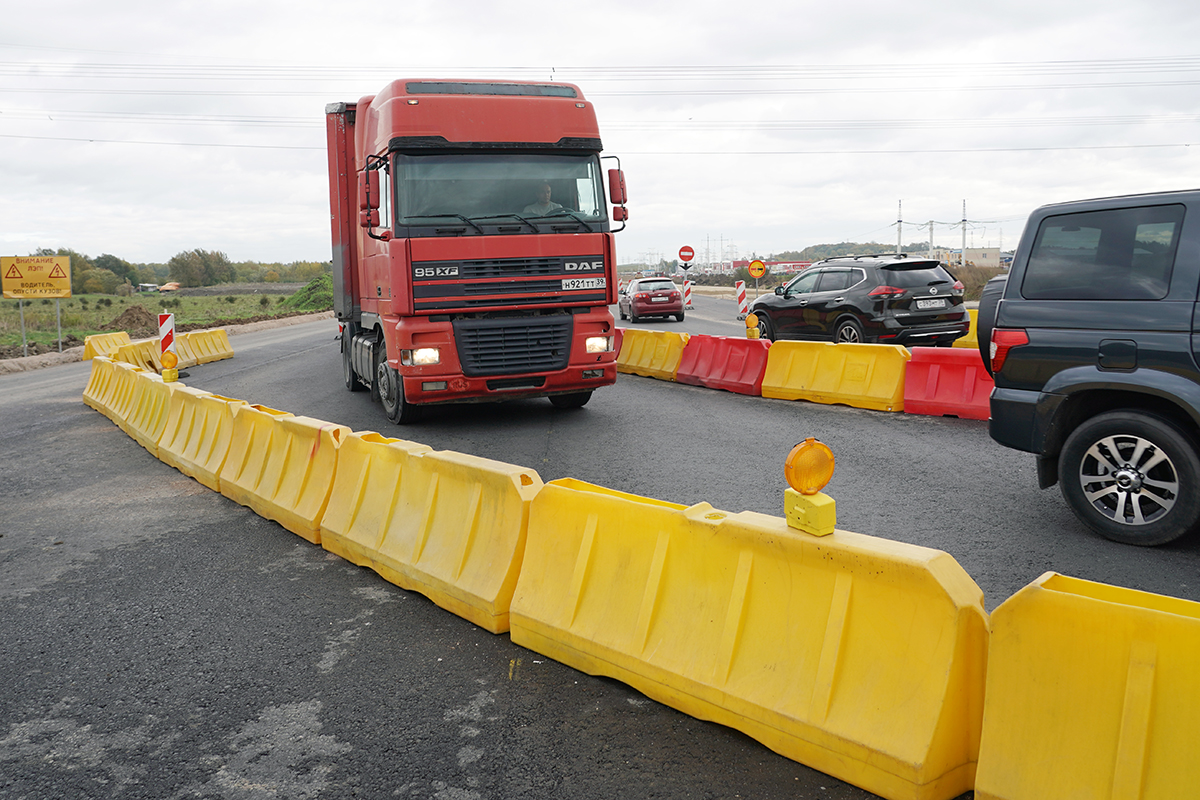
[565,261,602,271]
[414,266,459,279]
[929,287,939,295]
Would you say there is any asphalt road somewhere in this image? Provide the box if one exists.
[4,295,1199,799]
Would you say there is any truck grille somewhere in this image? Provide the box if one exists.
[453,316,573,377]
[412,256,606,312]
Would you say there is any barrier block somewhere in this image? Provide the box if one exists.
[82,331,132,360]
[104,360,151,426]
[158,388,246,491]
[174,331,200,369]
[344,447,542,633]
[82,356,119,414]
[122,371,177,456]
[903,347,993,420]
[511,479,988,800]
[187,328,234,364]
[320,432,436,569]
[761,341,911,411]
[218,405,348,544]
[616,328,690,381]
[952,309,979,350]
[113,338,163,372]
[976,572,1200,800]
[676,335,771,396]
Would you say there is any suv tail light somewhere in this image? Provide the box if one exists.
[990,328,1029,372]
[952,280,965,295]
[868,285,905,299]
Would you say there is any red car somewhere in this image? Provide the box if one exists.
[618,278,685,323]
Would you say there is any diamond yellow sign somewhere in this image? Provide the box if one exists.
[2,255,73,299]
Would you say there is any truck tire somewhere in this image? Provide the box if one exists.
[376,348,419,424]
[976,274,1008,376]
[549,391,592,409]
[1059,411,1200,546]
[343,336,365,392]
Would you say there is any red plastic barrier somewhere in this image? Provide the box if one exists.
[676,334,772,396]
[903,346,993,420]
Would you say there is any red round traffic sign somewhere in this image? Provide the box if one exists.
[748,259,766,278]
[678,246,694,263]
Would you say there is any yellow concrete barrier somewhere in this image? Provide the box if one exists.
[761,341,911,411]
[122,371,177,456]
[187,328,234,364]
[83,356,118,414]
[511,479,987,800]
[952,309,979,350]
[113,338,163,372]
[218,405,348,544]
[976,572,1200,799]
[82,331,132,360]
[320,431,435,566]
[616,328,690,381]
[158,387,248,491]
[326,442,543,633]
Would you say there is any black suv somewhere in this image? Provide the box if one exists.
[983,189,1200,545]
[749,254,970,345]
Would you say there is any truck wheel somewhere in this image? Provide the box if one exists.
[343,337,365,392]
[376,353,419,424]
[549,391,592,409]
[1059,411,1200,546]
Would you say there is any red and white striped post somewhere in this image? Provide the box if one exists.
[158,312,179,382]
[683,280,694,310]
[736,281,749,320]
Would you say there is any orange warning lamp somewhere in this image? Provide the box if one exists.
[745,312,760,339]
[784,438,836,536]
[160,350,179,370]
[784,438,835,495]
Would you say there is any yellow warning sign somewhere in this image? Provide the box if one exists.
[2,256,72,299]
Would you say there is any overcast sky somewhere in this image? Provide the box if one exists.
[2,0,1198,267]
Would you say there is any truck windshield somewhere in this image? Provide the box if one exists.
[394,153,606,226]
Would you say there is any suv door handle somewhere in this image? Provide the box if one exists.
[798,300,808,306]
[834,296,845,303]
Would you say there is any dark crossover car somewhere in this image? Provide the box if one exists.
[982,189,1200,546]
[618,277,685,322]
[749,254,969,345]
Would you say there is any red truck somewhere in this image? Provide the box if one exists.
[325,79,628,423]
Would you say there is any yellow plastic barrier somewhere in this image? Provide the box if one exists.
[113,338,163,372]
[157,388,247,491]
[510,479,987,800]
[952,309,979,350]
[320,431,435,565]
[976,572,1200,800]
[616,328,690,381]
[187,328,234,364]
[122,371,177,456]
[173,331,200,369]
[218,405,348,544]
[82,331,132,360]
[104,360,151,426]
[82,356,119,415]
[324,439,543,633]
[761,341,911,412]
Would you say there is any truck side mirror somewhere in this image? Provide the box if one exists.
[608,169,627,205]
[358,170,379,228]
[612,206,629,222]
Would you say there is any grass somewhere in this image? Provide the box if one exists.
[1,276,333,351]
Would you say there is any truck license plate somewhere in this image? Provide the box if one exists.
[916,298,946,310]
[563,277,606,291]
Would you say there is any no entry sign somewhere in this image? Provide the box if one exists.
[678,246,694,263]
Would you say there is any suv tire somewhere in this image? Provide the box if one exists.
[1059,411,1200,546]
[834,318,863,344]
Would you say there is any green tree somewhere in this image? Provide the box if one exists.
[81,268,120,295]
[168,249,235,287]
[34,247,94,294]
[93,253,137,285]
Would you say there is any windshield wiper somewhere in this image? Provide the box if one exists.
[470,213,541,233]
[405,214,484,235]
[532,208,596,232]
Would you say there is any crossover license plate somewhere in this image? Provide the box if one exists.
[916,298,947,310]
[562,277,606,290]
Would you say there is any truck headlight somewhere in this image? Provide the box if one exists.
[585,336,612,353]
[401,347,441,366]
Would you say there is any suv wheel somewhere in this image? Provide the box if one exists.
[756,313,775,341]
[1059,411,1200,546]
[834,319,863,344]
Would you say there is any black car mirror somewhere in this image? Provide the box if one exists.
[774,286,784,296]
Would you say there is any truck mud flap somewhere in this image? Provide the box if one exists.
[510,478,988,800]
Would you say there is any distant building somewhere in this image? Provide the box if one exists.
[930,248,1008,269]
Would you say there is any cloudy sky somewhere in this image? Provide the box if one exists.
[3,0,1198,267]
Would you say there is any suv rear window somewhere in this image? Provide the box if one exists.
[1021,204,1184,300]
[879,264,955,288]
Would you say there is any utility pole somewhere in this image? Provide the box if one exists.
[897,200,903,255]
[928,221,934,259]
[961,200,967,268]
